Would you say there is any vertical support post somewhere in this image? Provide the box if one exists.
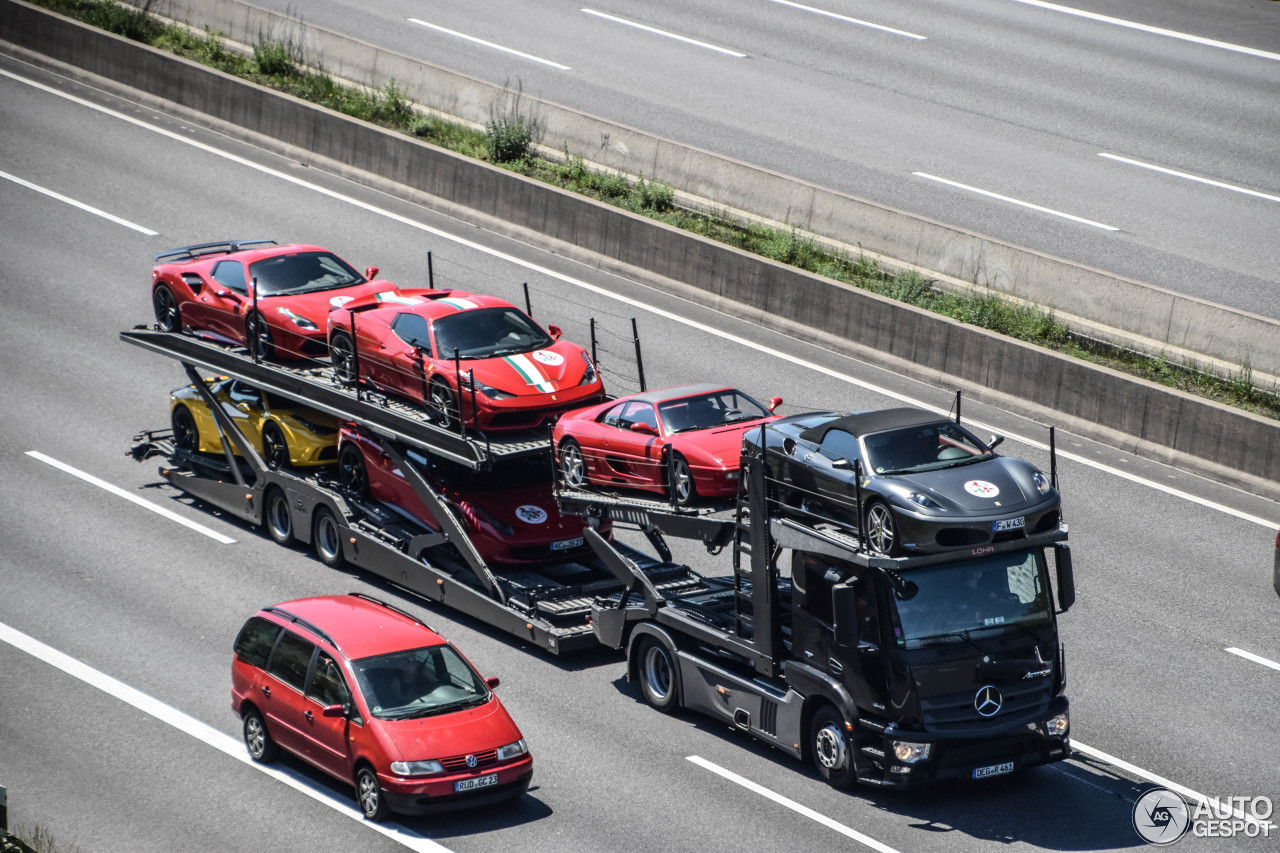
[523,282,532,317]
[954,389,962,424]
[347,307,361,403]
[589,317,599,368]
[1050,426,1058,491]
[631,317,646,392]
[668,447,678,512]
[427,250,434,289]
[453,348,466,439]
[854,458,865,554]
[250,275,260,364]
[1,783,7,835]
[468,368,479,439]
[416,349,428,407]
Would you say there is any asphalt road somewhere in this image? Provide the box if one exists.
[1,53,1278,852]
[230,0,1280,324]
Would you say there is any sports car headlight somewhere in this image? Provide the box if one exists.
[1032,471,1052,495]
[459,375,515,400]
[390,759,445,776]
[277,307,318,330]
[291,415,337,435]
[907,492,942,510]
[579,352,598,386]
[496,738,528,761]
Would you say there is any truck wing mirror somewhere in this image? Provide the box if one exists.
[1054,543,1075,612]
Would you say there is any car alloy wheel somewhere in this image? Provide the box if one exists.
[356,766,388,821]
[338,444,369,499]
[153,284,180,332]
[429,378,457,430]
[330,331,356,384]
[262,422,289,470]
[864,501,898,555]
[171,405,199,455]
[560,439,587,488]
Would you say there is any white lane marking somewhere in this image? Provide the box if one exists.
[581,9,747,58]
[8,67,1276,532]
[0,168,158,235]
[25,450,236,544]
[1225,647,1280,673]
[406,19,571,70]
[1099,153,1280,205]
[764,0,926,40]
[0,620,452,852]
[687,756,900,852]
[1071,741,1275,830]
[1009,0,1280,63]
[913,172,1120,231]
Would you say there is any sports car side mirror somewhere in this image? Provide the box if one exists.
[365,265,379,281]
[831,457,852,470]
[630,422,657,435]
[768,396,783,413]
[988,434,1005,450]
[548,324,563,340]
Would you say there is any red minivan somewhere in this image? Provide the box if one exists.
[231,593,532,820]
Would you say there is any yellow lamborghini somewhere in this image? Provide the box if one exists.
[169,377,337,469]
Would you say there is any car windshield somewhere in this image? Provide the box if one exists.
[432,307,553,360]
[657,389,771,434]
[350,644,490,720]
[862,421,995,474]
[248,251,365,295]
[888,550,1053,648]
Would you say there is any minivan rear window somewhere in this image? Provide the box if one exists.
[234,617,283,668]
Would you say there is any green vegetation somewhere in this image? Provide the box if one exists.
[32,0,1280,419]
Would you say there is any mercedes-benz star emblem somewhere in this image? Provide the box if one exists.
[974,685,1003,717]
[465,754,478,768]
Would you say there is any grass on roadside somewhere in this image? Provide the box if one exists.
[34,0,1280,419]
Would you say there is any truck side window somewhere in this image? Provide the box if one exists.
[799,555,834,624]
[854,575,880,647]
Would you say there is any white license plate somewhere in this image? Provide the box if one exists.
[993,516,1025,532]
[551,537,584,551]
[455,773,498,792]
[973,761,1015,779]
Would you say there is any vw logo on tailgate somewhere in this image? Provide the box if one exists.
[974,685,1003,717]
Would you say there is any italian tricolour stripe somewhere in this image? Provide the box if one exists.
[437,297,479,310]
[503,353,557,392]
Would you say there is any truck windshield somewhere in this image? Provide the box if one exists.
[890,550,1052,648]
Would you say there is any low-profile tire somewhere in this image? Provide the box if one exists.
[666,451,697,508]
[636,637,679,714]
[863,500,899,556]
[171,405,200,455]
[262,421,290,470]
[559,438,588,489]
[246,312,275,360]
[312,506,346,569]
[153,284,181,332]
[810,704,857,789]
[338,443,370,500]
[428,377,457,429]
[355,765,389,822]
[330,330,356,384]
[264,486,294,546]
[243,707,279,763]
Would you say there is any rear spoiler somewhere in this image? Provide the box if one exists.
[330,288,459,313]
[152,239,277,264]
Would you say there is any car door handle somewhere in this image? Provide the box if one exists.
[304,710,314,722]
[261,685,271,697]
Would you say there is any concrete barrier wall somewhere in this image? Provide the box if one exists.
[94,0,1280,380]
[4,0,1277,497]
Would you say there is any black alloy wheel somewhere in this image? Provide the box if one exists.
[153,284,180,332]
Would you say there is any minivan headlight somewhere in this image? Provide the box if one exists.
[496,738,528,761]
[390,759,445,776]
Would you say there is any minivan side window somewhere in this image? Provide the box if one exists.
[234,617,283,668]
[268,631,316,691]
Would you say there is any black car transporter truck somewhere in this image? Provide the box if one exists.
[125,326,1075,789]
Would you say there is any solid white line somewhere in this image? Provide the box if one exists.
[0,620,452,852]
[407,19,571,70]
[1225,647,1280,673]
[25,450,237,544]
[582,9,747,57]
[0,168,158,235]
[687,756,900,853]
[1099,154,1280,205]
[8,67,1275,532]
[765,0,926,40]
[1009,0,1280,63]
[1071,740,1274,830]
[913,172,1120,231]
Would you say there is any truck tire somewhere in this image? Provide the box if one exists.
[636,637,679,713]
[312,506,346,569]
[264,486,294,546]
[810,705,857,789]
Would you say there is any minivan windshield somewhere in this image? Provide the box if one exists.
[890,550,1052,649]
[351,644,490,720]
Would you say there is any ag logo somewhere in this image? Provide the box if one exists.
[516,505,548,524]
[531,350,564,366]
[964,480,1000,498]
[1132,788,1190,845]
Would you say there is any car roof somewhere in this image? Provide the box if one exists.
[798,407,941,443]
[154,241,332,267]
[262,594,444,661]
[620,383,737,406]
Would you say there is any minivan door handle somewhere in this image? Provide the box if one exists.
[304,710,314,722]
[261,685,271,697]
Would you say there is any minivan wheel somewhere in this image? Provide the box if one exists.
[356,765,388,821]
[243,708,278,763]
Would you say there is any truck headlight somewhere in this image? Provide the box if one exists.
[1044,713,1069,737]
[496,738,528,761]
[892,741,932,764]
[390,759,445,776]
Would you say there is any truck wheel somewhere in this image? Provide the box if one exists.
[264,486,294,546]
[636,637,679,713]
[312,506,346,569]
[810,705,857,789]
